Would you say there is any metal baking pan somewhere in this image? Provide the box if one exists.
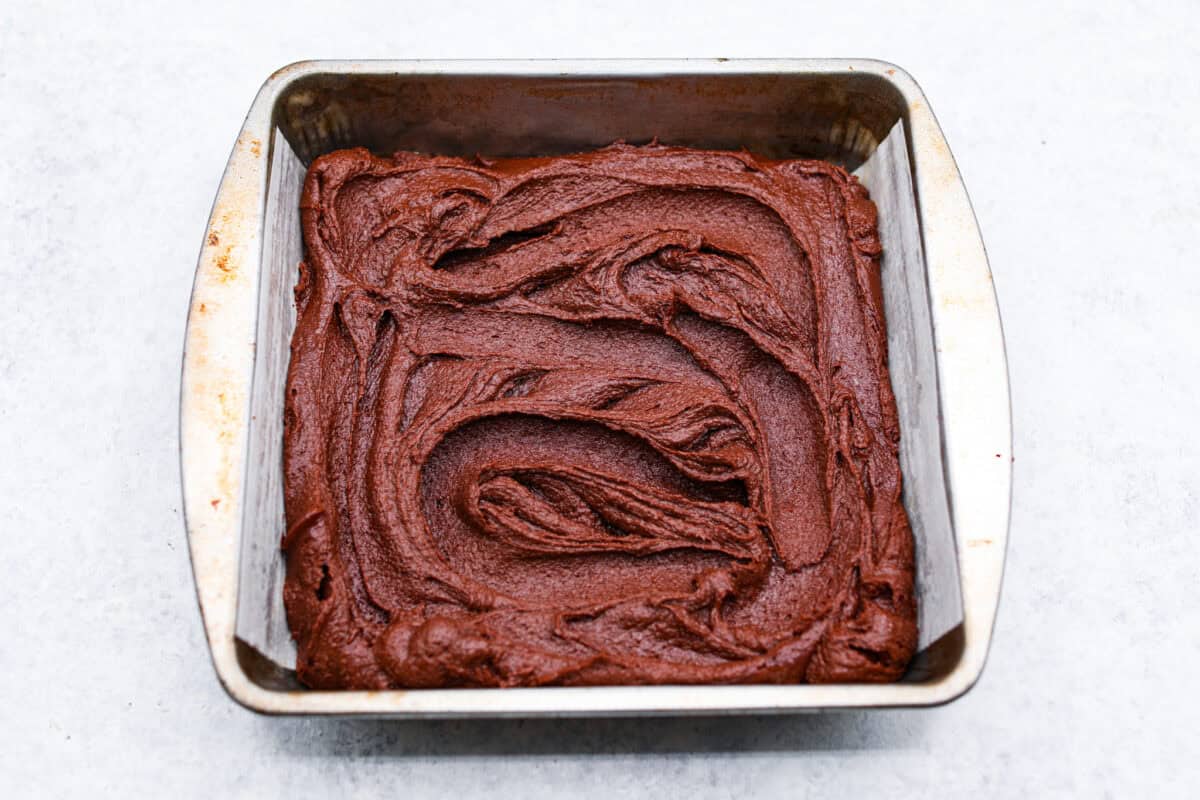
[180,59,1011,716]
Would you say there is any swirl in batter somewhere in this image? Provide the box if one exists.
[282,143,917,688]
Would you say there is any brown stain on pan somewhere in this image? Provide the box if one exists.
[214,247,235,281]
[267,60,313,85]
[206,202,252,285]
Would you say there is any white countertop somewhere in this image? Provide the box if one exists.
[2,1,1197,796]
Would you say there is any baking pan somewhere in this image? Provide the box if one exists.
[180,59,1011,716]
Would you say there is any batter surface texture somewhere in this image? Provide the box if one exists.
[282,143,917,689]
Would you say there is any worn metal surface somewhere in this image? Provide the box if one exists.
[179,59,1011,716]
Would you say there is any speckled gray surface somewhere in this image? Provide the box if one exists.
[2,2,1198,796]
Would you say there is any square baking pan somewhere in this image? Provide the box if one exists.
[180,59,1011,716]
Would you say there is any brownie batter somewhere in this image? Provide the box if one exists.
[283,143,917,689]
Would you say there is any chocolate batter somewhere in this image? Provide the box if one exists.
[283,143,916,689]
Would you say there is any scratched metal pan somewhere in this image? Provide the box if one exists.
[180,59,1011,716]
